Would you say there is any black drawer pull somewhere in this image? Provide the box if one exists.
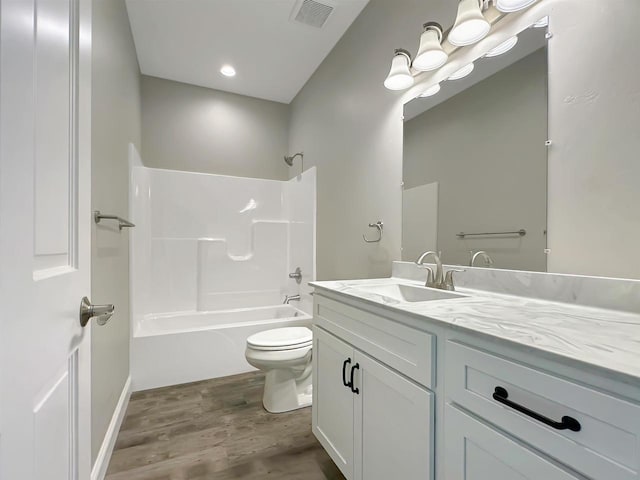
[342,358,352,388]
[350,363,360,394]
[492,386,581,432]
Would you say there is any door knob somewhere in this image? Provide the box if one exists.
[79,297,115,327]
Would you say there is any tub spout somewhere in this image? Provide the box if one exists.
[283,294,301,304]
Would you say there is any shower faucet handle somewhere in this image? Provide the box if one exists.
[289,267,302,284]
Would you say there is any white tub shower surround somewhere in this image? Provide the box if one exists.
[130,166,316,390]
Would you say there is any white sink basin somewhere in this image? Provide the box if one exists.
[349,283,468,303]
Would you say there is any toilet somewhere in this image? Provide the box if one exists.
[245,326,313,413]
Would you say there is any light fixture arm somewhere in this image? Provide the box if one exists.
[394,48,412,62]
[422,22,444,41]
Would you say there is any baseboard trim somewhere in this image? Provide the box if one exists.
[91,376,132,480]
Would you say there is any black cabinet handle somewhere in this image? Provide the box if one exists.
[350,363,360,394]
[342,358,352,388]
[492,386,581,432]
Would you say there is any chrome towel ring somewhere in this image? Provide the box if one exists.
[363,221,384,243]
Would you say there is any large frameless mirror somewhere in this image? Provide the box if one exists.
[402,22,548,272]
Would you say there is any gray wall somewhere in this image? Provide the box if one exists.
[289,0,447,280]
[91,0,141,465]
[290,0,640,281]
[141,75,290,180]
[546,0,640,279]
[403,49,548,272]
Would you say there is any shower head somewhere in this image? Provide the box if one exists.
[284,152,303,166]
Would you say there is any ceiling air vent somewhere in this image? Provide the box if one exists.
[292,0,334,29]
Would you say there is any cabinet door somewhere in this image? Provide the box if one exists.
[445,405,580,480]
[354,351,434,480]
[313,327,356,479]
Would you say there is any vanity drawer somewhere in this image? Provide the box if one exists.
[446,341,640,480]
[314,295,435,389]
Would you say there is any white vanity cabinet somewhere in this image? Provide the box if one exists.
[312,306,434,480]
[445,405,581,480]
[312,286,640,480]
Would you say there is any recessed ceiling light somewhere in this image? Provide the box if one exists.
[220,65,236,77]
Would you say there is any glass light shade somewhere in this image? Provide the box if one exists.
[419,83,441,97]
[384,51,414,90]
[448,0,490,47]
[413,24,448,72]
[533,16,549,28]
[448,63,474,80]
[485,36,518,57]
[496,0,537,12]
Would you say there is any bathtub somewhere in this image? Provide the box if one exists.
[132,305,312,391]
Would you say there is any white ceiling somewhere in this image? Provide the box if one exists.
[125,0,369,104]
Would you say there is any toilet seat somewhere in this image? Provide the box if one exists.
[247,326,312,351]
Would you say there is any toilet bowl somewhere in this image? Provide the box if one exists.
[245,326,313,413]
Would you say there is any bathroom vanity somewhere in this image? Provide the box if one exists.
[310,262,640,480]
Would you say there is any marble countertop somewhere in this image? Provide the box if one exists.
[310,277,640,384]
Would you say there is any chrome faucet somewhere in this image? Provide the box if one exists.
[416,251,465,291]
[415,251,443,289]
[283,294,301,304]
[470,251,494,268]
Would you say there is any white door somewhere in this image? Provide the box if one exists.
[312,327,356,479]
[445,405,580,480]
[0,0,93,479]
[354,351,434,480]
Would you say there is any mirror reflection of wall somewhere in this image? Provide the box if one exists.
[403,31,548,272]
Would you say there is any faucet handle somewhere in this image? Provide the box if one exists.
[444,269,466,291]
[418,265,437,288]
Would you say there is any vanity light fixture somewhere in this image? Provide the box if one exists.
[382,0,541,93]
[384,49,414,91]
[418,83,441,98]
[484,35,518,57]
[496,0,537,12]
[413,22,448,72]
[448,63,475,80]
[532,16,549,28]
[448,0,491,47]
[220,65,236,77]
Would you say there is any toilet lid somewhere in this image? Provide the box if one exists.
[247,327,312,350]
